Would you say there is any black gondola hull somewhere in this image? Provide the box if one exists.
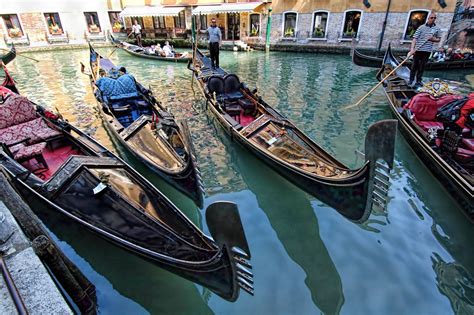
[353,48,474,70]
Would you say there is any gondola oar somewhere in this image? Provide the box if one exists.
[107,32,132,58]
[342,38,430,111]
[0,47,39,62]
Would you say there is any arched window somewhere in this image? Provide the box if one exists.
[403,10,429,40]
[282,11,297,38]
[311,11,329,38]
[341,10,362,38]
[249,13,260,37]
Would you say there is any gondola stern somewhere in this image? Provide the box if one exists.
[205,201,253,299]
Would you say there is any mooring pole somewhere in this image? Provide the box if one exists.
[265,8,272,53]
[377,0,392,54]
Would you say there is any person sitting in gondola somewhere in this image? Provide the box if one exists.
[145,45,156,55]
[95,68,139,103]
[155,43,165,57]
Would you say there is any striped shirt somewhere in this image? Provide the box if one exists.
[413,24,441,52]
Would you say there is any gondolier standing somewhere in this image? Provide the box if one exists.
[207,18,222,69]
[131,19,142,47]
[408,12,441,88]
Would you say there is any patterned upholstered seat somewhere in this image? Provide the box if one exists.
[0,94,61,146]
[10,142,48,168]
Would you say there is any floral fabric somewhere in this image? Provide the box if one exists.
[11,142,47,161]
[0,94,38,129]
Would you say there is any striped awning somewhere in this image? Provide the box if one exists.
[120,6,185,18]
[192,2,264,15]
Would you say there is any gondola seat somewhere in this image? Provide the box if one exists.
[461,138,474,151]
[207,76,225,100]
[0,94,61,146]
[10,142,48,169]
[404,93,464,131]
[223,74,244,100]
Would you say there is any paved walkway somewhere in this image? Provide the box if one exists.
[0,201,72,314]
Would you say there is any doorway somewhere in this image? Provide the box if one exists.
[227,13,240,41]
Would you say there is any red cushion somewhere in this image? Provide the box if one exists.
[0,94,38,129]
[405,93,464,121]
[413,119,444,132]
[456,147,474,160]
[461,138,474,151]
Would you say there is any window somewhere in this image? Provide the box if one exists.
[342,10,362,38]
[311,11,328,38]
[199,14,207,30]
[283,12,297,38]
[174,11,185,29]
[153,16,166,29]
[84,12,101,33]
[249,14,260,37]
[1,14,23,38]
[108,12,123,33]
[403,10,429,40]
[44,13,63,35]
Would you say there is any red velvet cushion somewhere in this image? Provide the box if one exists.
[461,138,474,151]
[0,94,38,129]
[405,93,464,121]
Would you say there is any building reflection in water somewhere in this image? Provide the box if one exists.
[432,253,474,314]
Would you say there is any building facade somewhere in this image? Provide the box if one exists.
[0,0,123,46]
[262,0,458,49]
[0,0,465,50]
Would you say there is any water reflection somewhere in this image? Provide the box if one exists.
[33,204,213,315]
[222,130,345,315]
[432,253,474,314]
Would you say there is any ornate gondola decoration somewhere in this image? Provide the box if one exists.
[188,48,398,223]
[352,46,474,70]
[377,45,473,218]
[0,89,253,301]
[110,35,191,63]
[83,44,203,207]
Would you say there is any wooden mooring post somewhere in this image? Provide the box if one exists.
[0,170,97,314]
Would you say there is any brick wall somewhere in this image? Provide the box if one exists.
[19,13,47,43]
[267,11,454,49]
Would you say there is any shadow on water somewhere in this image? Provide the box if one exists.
[212,124,345,315]
[31,201,213,315]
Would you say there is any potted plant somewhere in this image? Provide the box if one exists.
[9,27,21,38]
[313,27,324,38]
[284,27,294,37]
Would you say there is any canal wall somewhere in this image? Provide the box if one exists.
[0,200,73,314]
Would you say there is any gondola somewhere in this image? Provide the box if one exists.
[1,62,18,94]
[377,45,473,218]
[188,48,398,223]
[352,46,474,70]
[0,44,16,66]
[83,44,203,207]
[0,86,253,301]
[110,35,191,63]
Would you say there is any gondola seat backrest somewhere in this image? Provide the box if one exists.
[405,93,463,121]
[0,94,61,146]
[224,74,244,99]
[0,94,37,129]
[96,74,139,102]
[207,76,225,97]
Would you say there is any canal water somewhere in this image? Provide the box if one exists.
[7,48,474,315]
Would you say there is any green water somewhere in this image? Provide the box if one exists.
[7,48,474,315]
